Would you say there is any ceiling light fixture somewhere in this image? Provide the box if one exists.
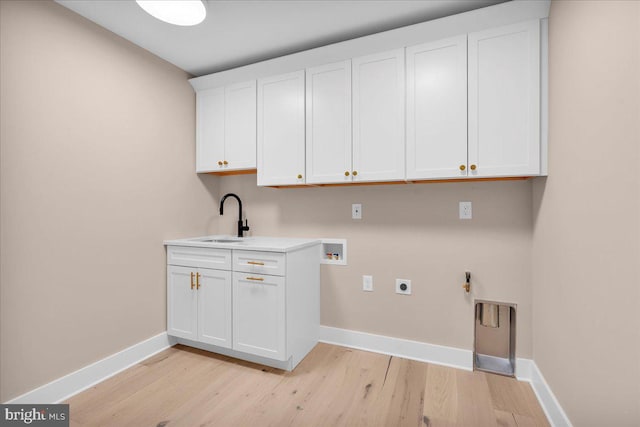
[136,0,206,27]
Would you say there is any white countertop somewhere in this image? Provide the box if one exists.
[163,235,321,253]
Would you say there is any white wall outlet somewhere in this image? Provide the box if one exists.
[352,203,362,220]
[395,279,411,295]
[459,201,472,219]
[363,275,373,292]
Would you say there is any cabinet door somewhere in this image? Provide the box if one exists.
[232,273,286,360]
[352,49,405,182]
[224,80,257,171]
[305,61,352,184]
[197,268,232,348]
[196,88,225,173]
[257,70,306,186]
[468,20,540,177]
[167,265,197,341]
[406,36,467,180]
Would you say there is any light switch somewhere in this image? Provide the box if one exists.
[459,201,472,219]
[363,275,373,292]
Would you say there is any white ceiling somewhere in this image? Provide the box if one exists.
[56,0,506,77]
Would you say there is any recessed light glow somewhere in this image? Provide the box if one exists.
[136,0,206,26]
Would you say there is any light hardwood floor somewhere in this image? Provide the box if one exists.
[66,343,549,427]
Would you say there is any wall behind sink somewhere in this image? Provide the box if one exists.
[218,175,533,357]
[0,1,219,402]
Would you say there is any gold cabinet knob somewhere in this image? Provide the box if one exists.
[470,164,477,171]
[297,174,302,179]
[218,161,223,166]
[345,171,350,176]
[223,160,228,165]
[352,171,358,176]
[459,165,466,171]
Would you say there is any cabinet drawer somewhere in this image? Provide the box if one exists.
[233,250,286,276]
[167,246,231,270]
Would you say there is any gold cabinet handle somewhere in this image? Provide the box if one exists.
[190,272,195,290]
[196,272,201,289]
[247,261,264,266]
[345,171,350,176]
[218,161,223,166]
[246,277,264,281]
[297,174,303,179]
[223,160,228,165]
[459,165,466,171]
[352,171,358,176]
[470,164,477,171]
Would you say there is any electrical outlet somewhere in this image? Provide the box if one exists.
[395,279,411,295]
[352,203,362,220]
[363,275,373,292]
[459,201,472,219]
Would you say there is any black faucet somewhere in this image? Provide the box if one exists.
[219,193,250,238]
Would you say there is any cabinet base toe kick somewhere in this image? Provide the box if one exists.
[171,337,317,371]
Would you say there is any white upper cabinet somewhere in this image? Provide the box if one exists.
[196,88,225,173]
[195,81,256,173]
[468,20,541,177]
[192,4,547,184]
[257,70,306,186]
[406,35,468,180]
[352,49,406,182]
[305,61,352,184]
[224,81,257,171]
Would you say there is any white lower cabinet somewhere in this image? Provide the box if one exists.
[166,243,320,371]
[197,268,232,347]
[167,265,232,348]
[232,273,285,360]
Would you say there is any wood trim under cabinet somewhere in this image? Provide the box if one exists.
[267,176,531,189]
[205,169,257,176]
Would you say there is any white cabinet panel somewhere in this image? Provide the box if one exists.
[167,265,197,341]
[197,268,232,348]
[406,36,468,180]
[233,273,286,360]
[468,20,540,177]
[196,88,225,173]
[224,80,256,170]
[305,61,352,184]
[257,70,306,186]
[352,49,405,182]
[196,81,256,173]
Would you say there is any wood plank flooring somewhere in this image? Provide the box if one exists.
[66,343,549,427]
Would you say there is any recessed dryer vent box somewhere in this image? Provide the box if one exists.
[474,300,516,377]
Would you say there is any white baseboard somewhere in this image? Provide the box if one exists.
[319,325,473,370]
[528,360,573,427]
[319,325,571,427]
[5,332,175,404]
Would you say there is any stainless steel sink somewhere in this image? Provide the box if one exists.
[193,236,246,244]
